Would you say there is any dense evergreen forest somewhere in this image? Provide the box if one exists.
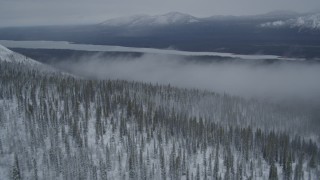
[0,58,319,179]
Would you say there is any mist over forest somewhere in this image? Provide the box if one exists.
[53,52,320,104]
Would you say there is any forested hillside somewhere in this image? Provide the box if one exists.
[0,50,319,179]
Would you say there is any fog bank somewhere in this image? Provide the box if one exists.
[56,53,320,103]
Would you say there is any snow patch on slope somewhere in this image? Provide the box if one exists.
[260,13,320,30]
[101,12,199,27]
[260,20,285,27]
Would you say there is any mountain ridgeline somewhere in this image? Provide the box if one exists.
[1,11,320,58]
[0,47,319,179]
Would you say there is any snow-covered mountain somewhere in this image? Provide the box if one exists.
[0,44,42,65]
[1,47,319,180]
[0,44,70,75]
[261,13,320,30]
[100,12,200,27]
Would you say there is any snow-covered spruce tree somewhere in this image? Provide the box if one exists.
[269,161,278,180]
[12,154,21,180]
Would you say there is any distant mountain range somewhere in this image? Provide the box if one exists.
[100,12,200,27]
[0,11,320,58]
[100,11,320,30]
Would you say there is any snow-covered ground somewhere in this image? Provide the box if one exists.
[0,46,319,180]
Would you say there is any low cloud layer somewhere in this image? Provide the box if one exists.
[56,53,320,104]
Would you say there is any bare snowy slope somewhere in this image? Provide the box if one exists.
[0,44,71,75]
[100,12,199,27]
[0,44,42,65]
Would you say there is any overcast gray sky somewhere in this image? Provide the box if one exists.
[1,0,320,27]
